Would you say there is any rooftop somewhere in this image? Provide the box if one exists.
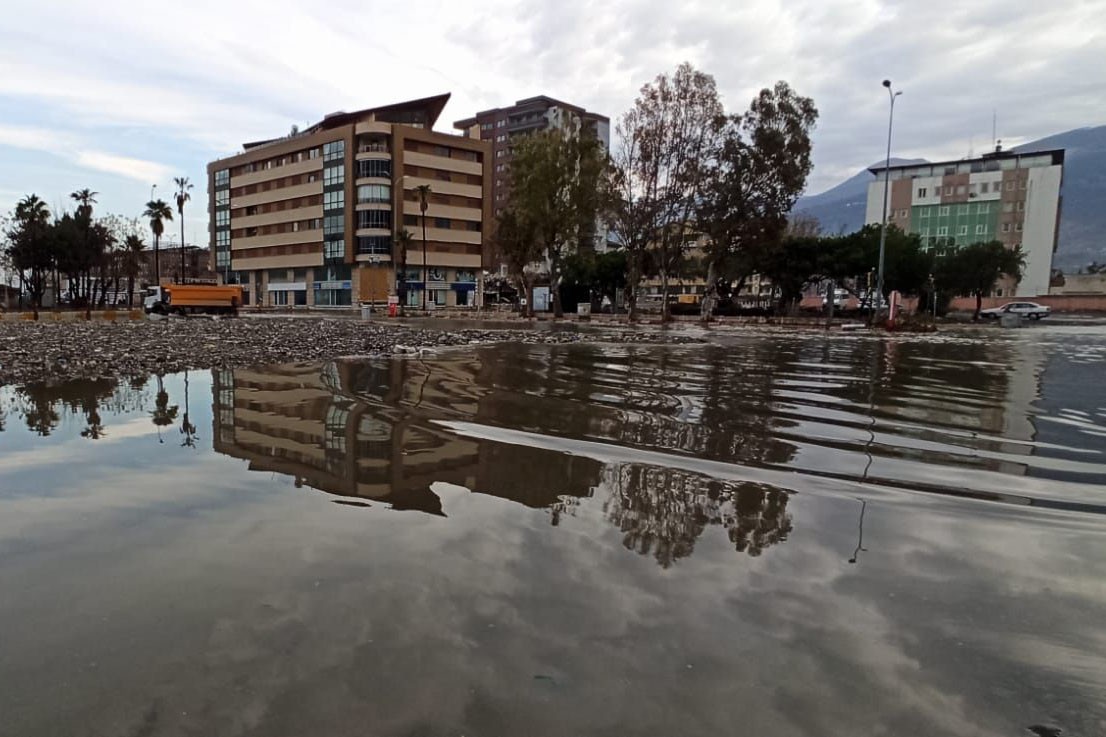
[869,147,1065,176]
[239,93,453,152]
[453,95,609,130]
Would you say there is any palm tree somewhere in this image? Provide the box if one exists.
[393,228,414,313]
[69,189,98,222]
[122,234,145,305]
[415,184,431,310]
[151,375,179,443]
[174,177,192,282]
[12,194,51,315]
[143,199,173,285]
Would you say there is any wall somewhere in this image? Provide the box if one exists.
[1050,273,1106,294]
[1020,165,1063,297]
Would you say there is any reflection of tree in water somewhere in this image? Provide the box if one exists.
[179,371,198,448]
[8,376,151,438]
[150,374,179,443]
[602,464,793,568]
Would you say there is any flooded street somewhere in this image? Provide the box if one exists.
[2,327,1105,736]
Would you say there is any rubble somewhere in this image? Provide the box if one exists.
[0,316,704,385]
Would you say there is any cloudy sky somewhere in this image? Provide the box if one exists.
[2,0,1104,242]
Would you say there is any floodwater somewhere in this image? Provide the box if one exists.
[1,327,1105,737]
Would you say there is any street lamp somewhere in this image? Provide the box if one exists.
[415,183,431,312]
[875,79,902,323]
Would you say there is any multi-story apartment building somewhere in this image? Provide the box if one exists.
[865,146,1064,297]
[207,94,490,309]
[453,96,611,266]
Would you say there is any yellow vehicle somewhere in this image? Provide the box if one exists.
[144,284,243,316]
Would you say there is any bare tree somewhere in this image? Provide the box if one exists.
[490,208,543,317]
[609,63,722,322]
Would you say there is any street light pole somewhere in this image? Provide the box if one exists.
[875,79,902,324]
[416,184,431,312]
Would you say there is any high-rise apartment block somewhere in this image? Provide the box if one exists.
[207,94,490,308]
[454,96,610,262]
[865,146,1064,297]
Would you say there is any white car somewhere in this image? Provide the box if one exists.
[979,301,1051,320]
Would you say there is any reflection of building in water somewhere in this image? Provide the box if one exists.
[210,362,601,516]
[210,360,795,566]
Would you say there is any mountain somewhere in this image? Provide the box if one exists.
[796,126,1106,271]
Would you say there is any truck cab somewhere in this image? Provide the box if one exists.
[144,286,169,314]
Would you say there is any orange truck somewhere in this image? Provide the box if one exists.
[144,284,243,316]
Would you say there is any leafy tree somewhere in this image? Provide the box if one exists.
[490,207,542,317]
[593,250,628,311]
[5,195,52,316]
[122,234,145,306]
[174,177,193,282]
[936,241,1026,320]
[506,118,606,317]
[697,82,818,320]
[143,199,173,285]
[609,63,722,322]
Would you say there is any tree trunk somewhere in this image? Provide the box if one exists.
[626,253,640,323]
[660,265,671,323]
[550,260,563,318]
[973,292,982,321]
[699,258,719,323]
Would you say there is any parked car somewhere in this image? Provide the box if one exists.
[822,288,847,308]
[979,302,1051,320]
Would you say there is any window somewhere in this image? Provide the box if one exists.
[309,148,320,159]
[434,217,451,229]
[939,206,950,215]
[976,203,989,214]
[357,236,391,255]
[496,120,506,128]
[323,239,345,260]
[958,204,969,215]
[214,169,230,187]
[481,123,492,131]
[496,150,506,158]
[981,182,989,193]
[944,186,952,195]
[215,189,229,207]
[215,231,230,247]
[956,185,966,195]
[976,225,986,235]
[403,214,418,226]
[1002,223,1011,233]
[357,159,392,178]
[323,140,344,162]
[468,221,481,232]
[323,166,344,187]
[308,173,317,183]
[917,187,927,198]
[937,226,949,236]
[969,183,978,194]
[1019,180,1027,190]
[429,289,447,306]
[1016,201,1024,212]
[496,135,506,143]
[920,209,930,219]
[215,210,230,227]
[324,214,344,236]
[357,184,390,203]
[1003,202,1014,213]
[357,209,392,229]
[898,209,908,218]
[216,250,230,268]
[921,227,930,237]
[957,225,968,236]
[323,190,345,211]
[1006,181,1015,191]
[1014,223,1023,232]
[433,145,451,157]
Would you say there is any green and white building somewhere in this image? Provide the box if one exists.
[866,146,1064,297]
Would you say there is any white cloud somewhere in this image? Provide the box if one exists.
[1,0,1105,200]
[73,151,172,185]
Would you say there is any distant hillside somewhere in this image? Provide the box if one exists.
[796,126,1106,271]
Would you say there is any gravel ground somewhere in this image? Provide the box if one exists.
[0,316,704,386]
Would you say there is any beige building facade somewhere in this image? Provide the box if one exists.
[207,94,491,308]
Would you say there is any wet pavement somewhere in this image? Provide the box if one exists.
[1,326,1104,736]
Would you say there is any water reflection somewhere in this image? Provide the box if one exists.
[2,330,1106,736]
[209,361,794,566]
